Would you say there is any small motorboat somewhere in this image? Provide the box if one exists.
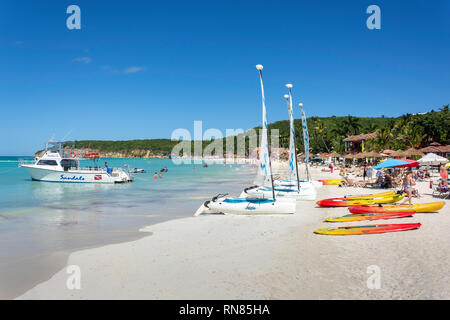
[130,168,146,173]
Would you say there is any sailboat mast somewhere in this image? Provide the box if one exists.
[286,85,301,191]
[256,64,276,202]
[299,103,311,181]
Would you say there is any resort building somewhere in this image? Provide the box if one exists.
[420,142,450,158]
[343,132,377,153]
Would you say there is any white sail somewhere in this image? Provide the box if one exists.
[285,86,299,186]
[299,104,311,181]
[254,65,273,187]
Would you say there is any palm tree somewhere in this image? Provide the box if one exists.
[364,122,378,133]
[438,105,449,112]
[403,125,426,148]
[313,119,330,153]
[374,127,394,150]
[342,116,361,136]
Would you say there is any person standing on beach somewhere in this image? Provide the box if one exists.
[400,172,415,205]
[440,165,448,186]
[363,162,367,181]
[366,165,373,181]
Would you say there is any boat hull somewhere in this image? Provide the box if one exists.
[206,197,296,215]
[244,184,317,201]
[275,179,323,188]
[22,165,127,183]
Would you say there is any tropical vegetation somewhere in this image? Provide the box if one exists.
[65,106,449,157]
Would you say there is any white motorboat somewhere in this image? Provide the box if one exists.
[195,64,296,216]
[20,141,133,184]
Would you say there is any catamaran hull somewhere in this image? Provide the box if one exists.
[22,166,130,183]
[203,197,296,215]
[244,185,317,201]
[275,179,323,188]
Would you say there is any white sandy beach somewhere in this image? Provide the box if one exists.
[18,164,450,299]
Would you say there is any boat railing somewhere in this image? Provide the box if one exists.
[18,159,36,167]
[70,166,108,172]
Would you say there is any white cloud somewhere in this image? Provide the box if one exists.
[73,57,92,64]
[100,65,119,73]
[123,66,145,74]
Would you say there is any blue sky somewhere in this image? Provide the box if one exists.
[0,0,449,155]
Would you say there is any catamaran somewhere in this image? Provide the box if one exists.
[195,65,296,215]
[243,84,317,200]
[20,141,133,183]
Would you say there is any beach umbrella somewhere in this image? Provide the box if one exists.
[344,154,355,159]
[329,151,341,158]
[374,158,413,170]
[418,153,449,165]
[365,151,382,158]
[397,158,420,167]
[354,152,367,159]
[404,148,424,157]
[390,150,406,157]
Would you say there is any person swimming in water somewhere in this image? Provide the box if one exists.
[154,172,158,179]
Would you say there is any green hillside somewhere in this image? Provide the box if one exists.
[67,106,449,157]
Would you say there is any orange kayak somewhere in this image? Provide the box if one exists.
[349,202,445,214]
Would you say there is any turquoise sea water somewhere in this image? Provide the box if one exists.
[0,156,255,298]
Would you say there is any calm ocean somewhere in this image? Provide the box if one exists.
[0,156,255,298]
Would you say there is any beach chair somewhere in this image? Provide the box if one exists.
[432,186,449,199]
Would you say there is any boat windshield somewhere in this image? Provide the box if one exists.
[37,160,58,166]
[60,159,78,171]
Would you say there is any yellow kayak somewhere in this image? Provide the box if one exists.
[317,193,404,207]
[315,223,421,235]
[339,190,395,200]
[349,201,445,214]
[318,179,343,185]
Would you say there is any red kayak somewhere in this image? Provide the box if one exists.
[325,211,415,222]
[315,223,422,235]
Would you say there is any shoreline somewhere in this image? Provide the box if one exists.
[17,165,450,299]
[2,161,255,299]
